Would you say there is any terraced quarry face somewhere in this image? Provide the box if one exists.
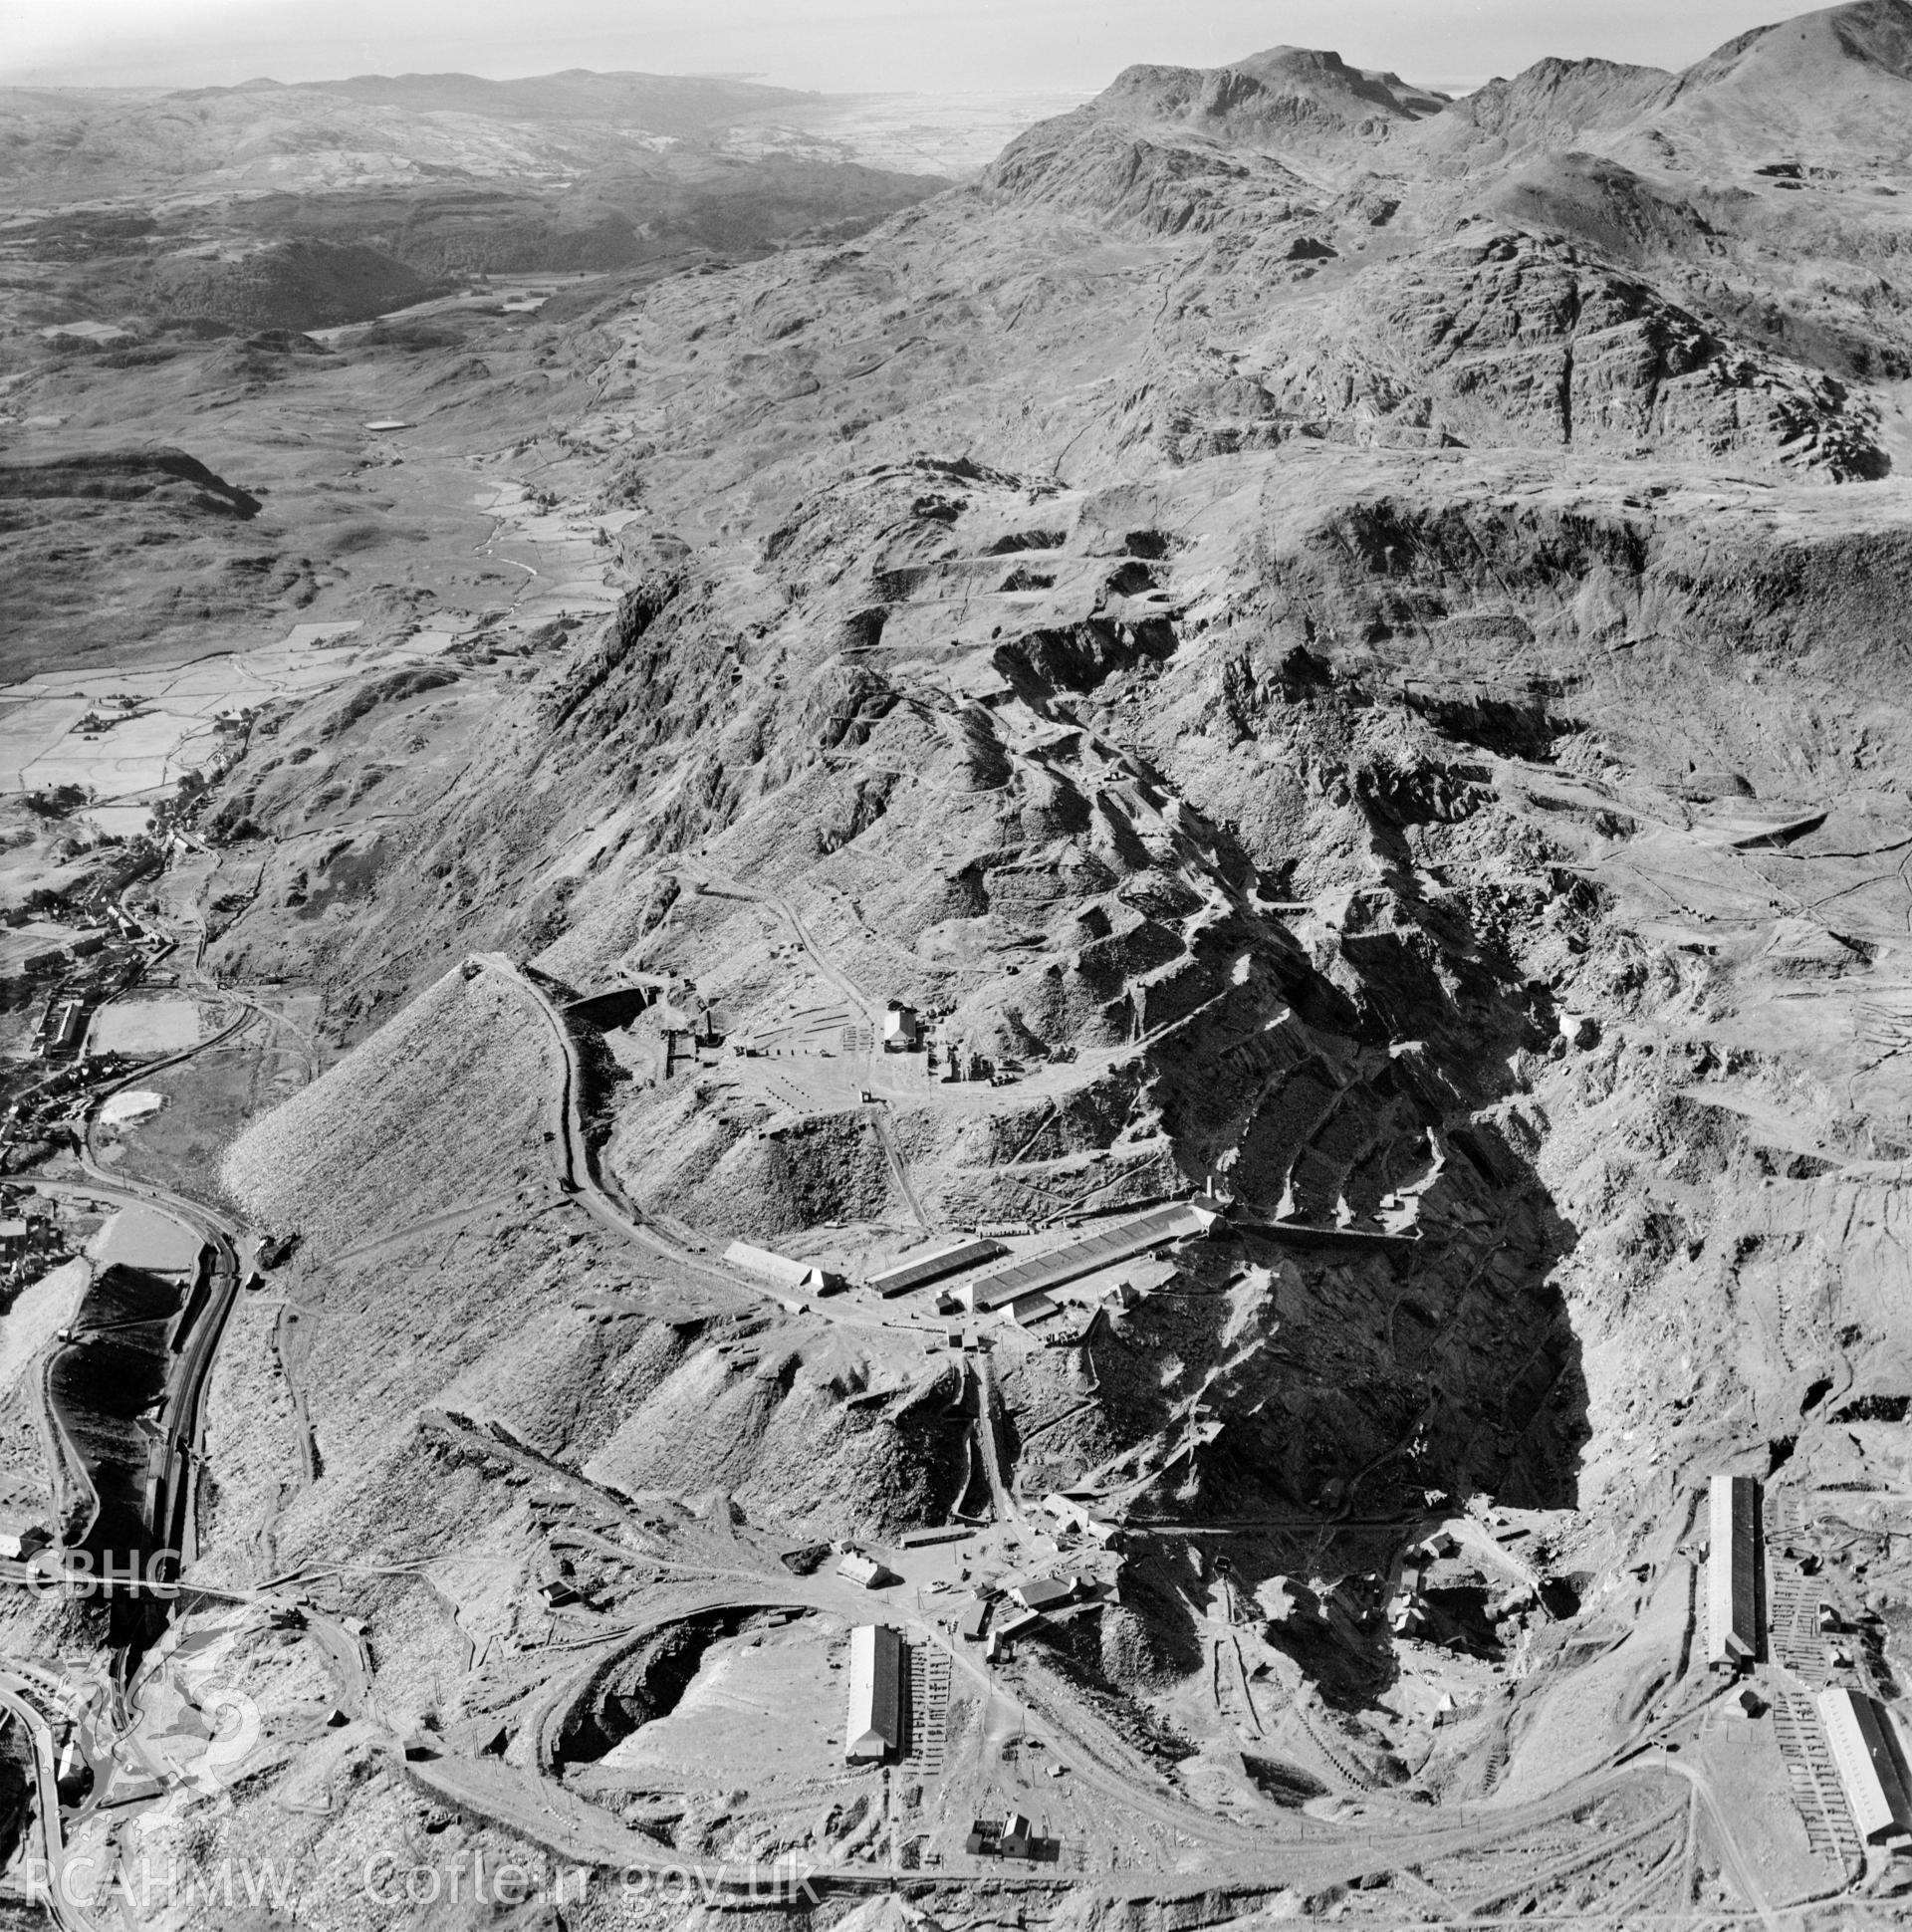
[12,7,1912,1927]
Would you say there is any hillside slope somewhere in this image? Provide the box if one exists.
[31,4,1912,1919]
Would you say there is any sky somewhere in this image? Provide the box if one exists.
[0,0,1831,97]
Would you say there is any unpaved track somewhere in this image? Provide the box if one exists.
[273,1303,319,1489]
[471,953,725,1277]
[1648,1752,1783,1932]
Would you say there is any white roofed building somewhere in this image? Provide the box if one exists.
[1818,1687,1912,1846]
[844,1623,903,1762]
[723,1241,836,1293]
[836,1550,894,1590]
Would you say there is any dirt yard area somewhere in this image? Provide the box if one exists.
[593,1610,856,1789]
[89,997,202,1057]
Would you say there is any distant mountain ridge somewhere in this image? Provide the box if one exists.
[0,67,838,196]
[0,64,949,335]
[992,0,1912,195]
[1421,0,1912,169]
[277,67,823,136]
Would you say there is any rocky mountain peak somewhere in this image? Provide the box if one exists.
[1686,0,1912,86]
[1084,41,1447,154]
[1636,0,1912,169]
[1216,44,1449,119]
[1419,57,1677,166]
[1420,0,1912,175]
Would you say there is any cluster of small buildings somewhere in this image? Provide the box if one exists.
[9,1052,125,1118]
[872,997,1017,1085]
[0,1205,65,1290]
[945,1570,1101,1657]
[100,901,155,945]
[1037,1491,1120,1547]
[876,999,985,1083]
[572,974,737,1077]
[74,696,147,738]
[818,1531,1109,1673]
[2,1054,130,1167]
[1385,1528,1461,1637]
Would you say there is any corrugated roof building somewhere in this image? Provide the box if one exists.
[1705,1473,1760,1671]
[1010,1574,1078,1612]
[864,1235,1007,1299]
[965,1201,1220,1312]
[723,1241,837,1292]
[1008,1291,1062,1328]
[1818,1687,1912,1844]
[844,1623,903,1762]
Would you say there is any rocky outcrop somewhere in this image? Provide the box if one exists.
[1079,45,1448,151]
[1408,58,1678,173]
[986,119,1323,237]
[985,43,1446,232]
[1483,154,1724,265]
[1164,228,1887,476]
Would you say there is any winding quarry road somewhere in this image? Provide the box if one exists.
[471,952,693,1269]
